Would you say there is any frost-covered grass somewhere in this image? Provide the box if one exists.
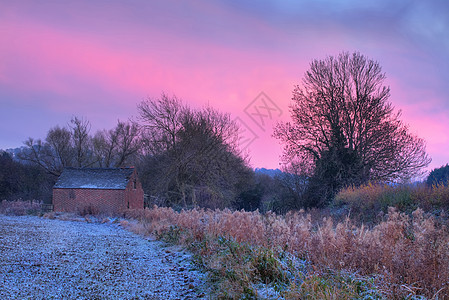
[127,206,449,299]
[3,195,448,298]
[0,214,207,299]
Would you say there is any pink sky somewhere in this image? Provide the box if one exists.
[1,0,448,174]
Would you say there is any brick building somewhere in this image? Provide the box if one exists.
[53,167,144,215]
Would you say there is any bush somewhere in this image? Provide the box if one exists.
[79,205,100,216]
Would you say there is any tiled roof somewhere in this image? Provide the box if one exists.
[53,167,135,190]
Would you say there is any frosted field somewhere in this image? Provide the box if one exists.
[0,215,206,299]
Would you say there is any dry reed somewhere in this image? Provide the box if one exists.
[127,206,449,299]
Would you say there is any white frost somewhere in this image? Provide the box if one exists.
[0,215,207,299]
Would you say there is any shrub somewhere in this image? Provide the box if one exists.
[79,205,100,216]
[0,200,43,216]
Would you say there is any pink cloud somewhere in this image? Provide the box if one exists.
[0,13,305,119]
[1,1,448,171]
[0,12,298,167]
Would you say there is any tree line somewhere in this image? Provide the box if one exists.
[4,94,258,209]
[21,117,140,176]
[1,51,437,211]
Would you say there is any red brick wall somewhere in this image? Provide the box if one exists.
[53,188,126,215]
[52,169,144,215]
[125,170,144,210]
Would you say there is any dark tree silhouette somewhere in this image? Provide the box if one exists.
[0,151,54,202]
[427,164,449,186]
[275,52,431,206]
[138,94,252,209]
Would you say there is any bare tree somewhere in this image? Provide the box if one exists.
[19,117,91,175]
[92,120,141,167]
[69,117,91,167]
[20,138,61,176]
[274,52,431,206]
[138,94,183,154]
[114,121,140,166]
[138,94,251,208]
[92,130,116,168]
[46,126,73,168]
[20,116,141,175]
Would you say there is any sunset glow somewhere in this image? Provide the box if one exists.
[1,1,448,172]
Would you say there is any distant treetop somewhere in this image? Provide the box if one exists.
[427,164,449,186]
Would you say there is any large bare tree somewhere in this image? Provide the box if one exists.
[138,94,251,208]
[274,52,431,206]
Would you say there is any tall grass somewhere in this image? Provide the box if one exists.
[126,206,449,299]
[335,183,449,222]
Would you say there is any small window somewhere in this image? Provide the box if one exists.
[133,179,137,190]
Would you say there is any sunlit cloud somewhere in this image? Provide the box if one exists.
[0,0,448,171]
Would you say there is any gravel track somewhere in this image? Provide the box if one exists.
[0,215,207,299]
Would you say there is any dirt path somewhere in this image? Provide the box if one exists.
[0,215,207,299]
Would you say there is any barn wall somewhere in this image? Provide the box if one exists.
[53,188,126,215]
[125,170,144,210]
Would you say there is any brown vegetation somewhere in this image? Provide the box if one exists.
[0,200,44,216]
[127,206,449,298]
[335,182,449,223]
